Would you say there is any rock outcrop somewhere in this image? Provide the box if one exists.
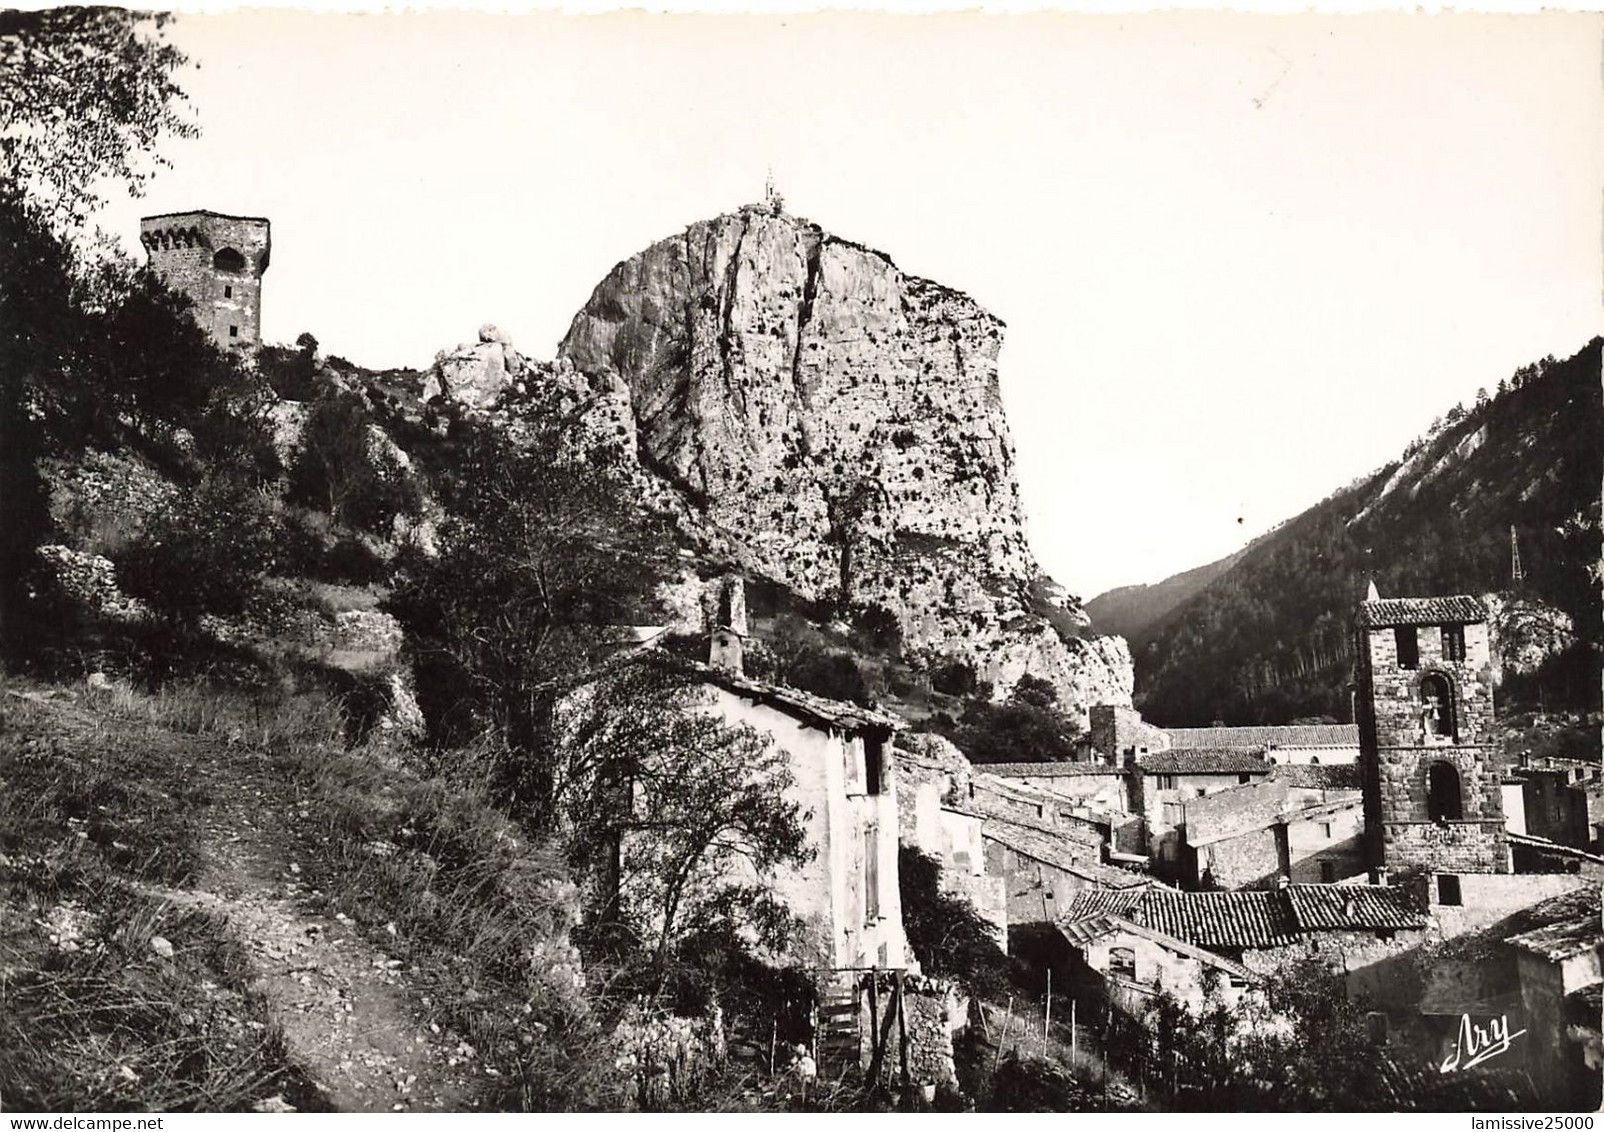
[552,205,1131,718]
[424,324,529,409]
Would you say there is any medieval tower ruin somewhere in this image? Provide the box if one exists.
[1353,592,1507,887]
[139,210,271,354]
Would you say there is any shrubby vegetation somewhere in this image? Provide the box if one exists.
[897,848,1011,999]
[934,675,1083,764]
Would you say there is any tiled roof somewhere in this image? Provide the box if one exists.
[1062,888,1150,921]
[688,661,905,733]
[1356,595,1487,628]
[1502,883,1602,961]
[1286,884,1426,932]
[1139,749,1274,775]
[981,761,1123,778]
[1162,724,1359,749]
[1269,764,1364,790]
[1056,915,1261,983]
[1135,889,1300,950]
[1066,884,1424,950]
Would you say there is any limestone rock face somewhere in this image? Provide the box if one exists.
[554,207,1132,715]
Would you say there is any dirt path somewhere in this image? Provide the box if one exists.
[137,739,477,1112]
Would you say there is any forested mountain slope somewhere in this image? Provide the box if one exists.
[1085,547,1245,648]
[1126,338,1601,726]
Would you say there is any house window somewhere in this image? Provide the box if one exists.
[1319,822,1333,839]
[1366,1012,1390,1044]
[1320,861,1336,883]
[1238,773,1252,785]
[1156,775,1175,791]
[228,325,239,338]
[1109,947,1136,980]
[1195,788,1208,799]
[863,827,880,921]
[212,247,246,272]
[1437,874,1462,906]
[223,284,233,298]
[1427,761,1464,821]
[864,734,884,795]
[1395,627,1419,670]
[1441,625,1466,662]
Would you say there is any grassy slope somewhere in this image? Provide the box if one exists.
[0,683,327,1113]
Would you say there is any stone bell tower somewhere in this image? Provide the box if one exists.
[139,210,271,355]
[1353,590,1507,880]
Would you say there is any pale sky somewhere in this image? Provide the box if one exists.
[91,8,1603,601]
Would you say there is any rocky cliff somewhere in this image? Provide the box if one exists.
[547,204,1131,718]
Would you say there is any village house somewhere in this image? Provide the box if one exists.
[979,815,1153,931]
[1055,883,1429,1015]
[894,735,1008,944]
[632,577,910,973]
[1177,786,1366,890]
[1085,704,1361,766]
[1135,749,1277,863]
[1161,723,1361,765]
[1056,907,1261,1016]
[1509,753,1604,851]
[1402,884,1602,1108]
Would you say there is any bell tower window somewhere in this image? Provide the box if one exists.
[1427,760,1463,821]
[1420,673,1455,740]
[1395,627,1419,670]
[1441,625,1465,662]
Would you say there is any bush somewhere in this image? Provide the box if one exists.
[782,647,872,706]
[931,657,978,697]
[118,475,281,621]
[936,685,1082,765]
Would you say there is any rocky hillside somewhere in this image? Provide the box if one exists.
[533,203,1131,718]
[1118,338,1602,726]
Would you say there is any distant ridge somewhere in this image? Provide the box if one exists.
[1104,337,1602,727]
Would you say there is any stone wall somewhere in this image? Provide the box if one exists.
[1382,819,1506,875]
[140,212,269,353]
[1192,826,1280,890]
[857,972,961,1092]
[1089,704,1168,762]
[1283,805,1366,884]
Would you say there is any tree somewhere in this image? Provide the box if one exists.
[387,417,674,828]
[289,390,417,532]
[0,9,197,230]
[560,662,812,977]
[898,847,1011,999]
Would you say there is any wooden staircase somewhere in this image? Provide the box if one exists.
[813,973,862,1080]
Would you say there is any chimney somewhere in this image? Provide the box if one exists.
[1343,897,1357,920]
[708,574,747,675]
[1366,578,1381,601]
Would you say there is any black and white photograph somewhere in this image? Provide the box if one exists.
[1,2,1600,1117]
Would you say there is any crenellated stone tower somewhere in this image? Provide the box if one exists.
[1353,591,1507,883]
[139,210,271,354]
